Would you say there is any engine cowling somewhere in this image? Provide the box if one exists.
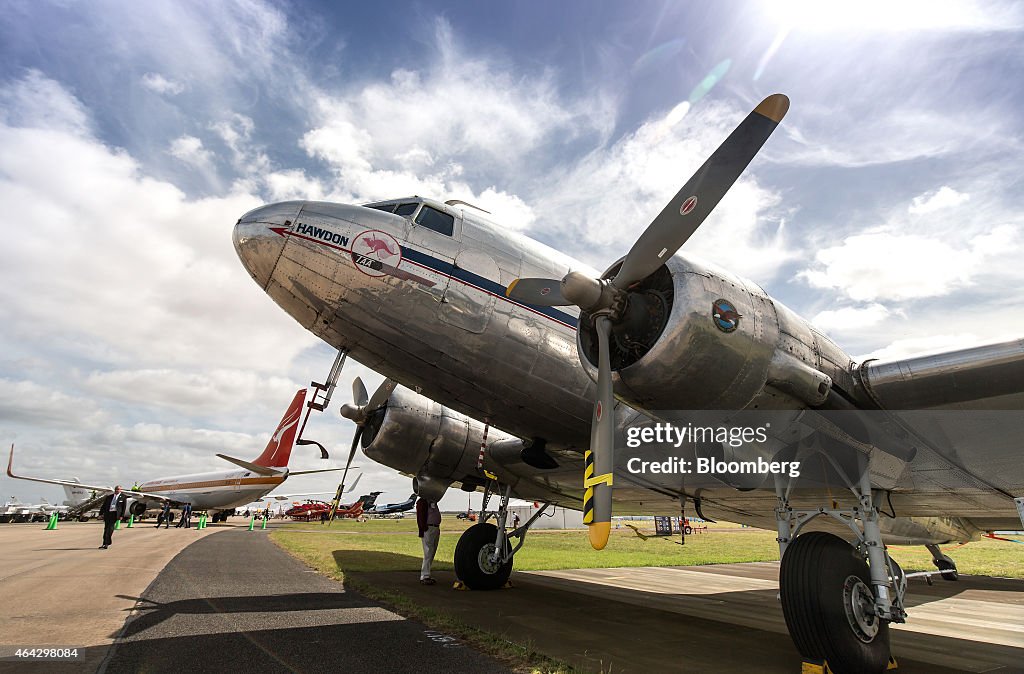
[577,254,831,412]
[127,499,147,517]
[360,387,520,500]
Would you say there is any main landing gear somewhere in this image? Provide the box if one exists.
[453,481,550,590]
[774,473,905,674]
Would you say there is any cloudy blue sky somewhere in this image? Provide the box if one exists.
[3,0,1024,508]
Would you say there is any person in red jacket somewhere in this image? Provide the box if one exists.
[416,497,441,585]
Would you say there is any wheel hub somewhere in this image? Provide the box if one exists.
[477,543,501,574]
[843,575,879,642]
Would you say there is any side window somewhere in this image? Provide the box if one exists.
[394,203,418,217]
[367,203,396,213]
[415,206,455,236]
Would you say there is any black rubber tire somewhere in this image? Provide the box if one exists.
[453,523,512,590]
[683,525,693,535]
[780,532,891,674]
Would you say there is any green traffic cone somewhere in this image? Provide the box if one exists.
[115,518,121,530]
[248,515,255,531]
[261,516,267,530]
[45,513,56,530]
[200,514,206,529]
[128,514,134,528]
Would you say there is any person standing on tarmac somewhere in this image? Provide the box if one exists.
[99,486,127,549]
[156,502,172,528]
[176,503,192,528]
[416,497,441,585]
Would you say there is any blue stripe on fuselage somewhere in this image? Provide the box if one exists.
[399,246,578,329]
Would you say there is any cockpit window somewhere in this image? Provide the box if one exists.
[415,206,455,236]
[394,203,419,217]
[367,203,396,213]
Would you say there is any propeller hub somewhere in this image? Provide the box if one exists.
[561,271,604,311]
[339,403,363,423]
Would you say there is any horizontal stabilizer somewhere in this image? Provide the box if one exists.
[216,454,283,476]
[289,467,349,476]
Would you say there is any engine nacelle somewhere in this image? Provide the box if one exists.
[360,387,518,498]
[578,254,832,412]
[127,499,147,517]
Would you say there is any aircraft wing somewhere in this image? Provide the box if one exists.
[261,491,337,501]
[288,467,348,476]
[6,445,175,503]
[858,339,1024,504]
[860,338,1024,410]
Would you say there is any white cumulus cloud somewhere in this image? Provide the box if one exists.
[799,226,1017,302]
[908,186,969,214]
[812,303,892,334]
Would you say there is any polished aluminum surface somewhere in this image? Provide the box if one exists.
[233,198,1024,544]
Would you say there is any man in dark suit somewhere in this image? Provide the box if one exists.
[100,486,127,549]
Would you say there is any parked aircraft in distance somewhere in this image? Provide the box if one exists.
[232,94,1024,673]
[7,389,346,522]
[0,497,45,523]
[365,493,416,517]
[332,491,383,520]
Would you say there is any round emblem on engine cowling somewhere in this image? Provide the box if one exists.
[712,298,741,333]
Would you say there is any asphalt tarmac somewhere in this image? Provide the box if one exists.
[0,519,221,673]
[4,522,1023,673]
[101,529,512,674]
[0,523,512,674]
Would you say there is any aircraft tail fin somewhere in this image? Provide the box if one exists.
[61,478,91,506]
[360,491,383,509]
[216,454,281,476]
[344,473,363,494]
[252,389,307,468]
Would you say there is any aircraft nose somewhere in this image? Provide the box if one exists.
[233,202,303,288]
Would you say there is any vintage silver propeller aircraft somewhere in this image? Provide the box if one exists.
[232,94,1024,673]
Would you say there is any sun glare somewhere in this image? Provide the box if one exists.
[772,0,999,33]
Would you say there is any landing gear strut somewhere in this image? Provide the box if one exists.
[775,473,904,674]
[453,481,550,590]
[926,543,959,581]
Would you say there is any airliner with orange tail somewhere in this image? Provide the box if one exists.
[7,389,344,522]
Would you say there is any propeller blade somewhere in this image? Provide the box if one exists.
[352,377,368,408]
[367,378,397,412]
[505,278,571,307]
[330,428,362,523]
[585,315,615,550]
[612,93,789,289]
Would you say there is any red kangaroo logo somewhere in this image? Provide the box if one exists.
[362,235,398,259]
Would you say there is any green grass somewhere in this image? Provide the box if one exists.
[272,520,785,578]
[272,517,1024,579]
[887,538,1024,578]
